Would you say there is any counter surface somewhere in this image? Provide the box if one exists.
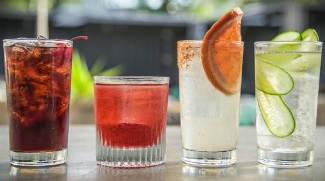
[0,125,324,181]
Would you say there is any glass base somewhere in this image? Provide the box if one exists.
[258,148,313,167]
[182,149,236,167]
[10,149,67,166]
[97,145,165,168]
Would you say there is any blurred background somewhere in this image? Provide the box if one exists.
[0,0,324,125]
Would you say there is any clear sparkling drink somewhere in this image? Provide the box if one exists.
[255,42,323,167]
[178,40,243,166]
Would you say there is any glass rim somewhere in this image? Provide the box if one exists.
[178,40,244,43]
[3,38,72,43]
[3,38,73,47]
[93,76,170,84]
[178,40,244,47]
[255,41,323,45]
[177,40,244,43]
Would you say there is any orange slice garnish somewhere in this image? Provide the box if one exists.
[201,7,243,95]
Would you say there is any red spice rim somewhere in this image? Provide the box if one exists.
[178,40,243,47]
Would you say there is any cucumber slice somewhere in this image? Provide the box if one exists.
[263,28,320,72]
[272,30,302,41]
[287,53,321,72]
[255,57,294,95]
[269,30,302,52]
[302,28,319,41]
[301,28,320,52]
[256,89,295,138]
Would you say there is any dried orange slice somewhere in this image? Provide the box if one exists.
[201,7,243,95]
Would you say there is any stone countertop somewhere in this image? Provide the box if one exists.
[0,125,324,181]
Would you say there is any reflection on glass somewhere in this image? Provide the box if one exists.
[96,165,166,181]
[181,165,237,180]
[258,165,312,180]
[10,164,67,180]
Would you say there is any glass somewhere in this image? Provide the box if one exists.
[255,41,323,167]
[3,38,73,166]
[94,76,169,167]
[177,40,244,166]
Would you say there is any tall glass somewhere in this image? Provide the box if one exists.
[177,40,244,166]
[3,38,73,166]
[255,41,323,167]
[94,76,169,167]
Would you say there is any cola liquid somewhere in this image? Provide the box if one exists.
[4,39,72,152]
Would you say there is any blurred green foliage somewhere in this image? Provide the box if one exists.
[71,49,125,103]
[0,0,80,13]
[242,0,321,4]
[0,0,322,21]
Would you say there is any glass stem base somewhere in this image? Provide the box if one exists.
[182,148,236,167]
[258,148,314,167]
[10,149,67,166]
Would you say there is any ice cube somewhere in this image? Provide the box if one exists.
[9,46,30,63]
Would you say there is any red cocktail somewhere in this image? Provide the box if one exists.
[94,76,169,167]
[3,38,73,166]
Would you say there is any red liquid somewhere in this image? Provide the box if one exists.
[94,83,169,148]
[4,44,72,152]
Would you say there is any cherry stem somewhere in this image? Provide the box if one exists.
[70,36,88,41]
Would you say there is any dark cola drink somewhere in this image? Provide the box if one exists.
[3,38,73,166]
